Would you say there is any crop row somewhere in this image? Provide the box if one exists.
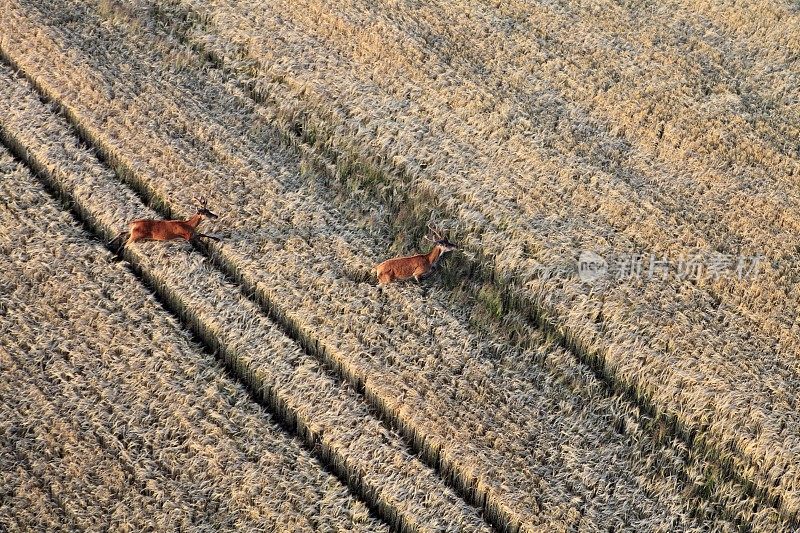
[0,61,491,532]
[154,0,800,519]
[0,1,790,529]
[0,148,389,531]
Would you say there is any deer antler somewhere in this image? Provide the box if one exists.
[425,212,445,242]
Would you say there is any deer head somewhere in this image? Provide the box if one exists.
[193,196,219,219]
[424,214,458,253]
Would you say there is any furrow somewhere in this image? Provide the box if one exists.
[0,1,788,531]
[145,0,800,523]
[0,59,491,533]
[0,145,388,531]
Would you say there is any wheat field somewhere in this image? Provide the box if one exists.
[1,0,798,531]
[0,145,391,531]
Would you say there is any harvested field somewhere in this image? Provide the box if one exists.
[1,0,798,531]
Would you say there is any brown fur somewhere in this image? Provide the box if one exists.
[126,213,204,245]
[375,245,448,285]
[109,198,220,250]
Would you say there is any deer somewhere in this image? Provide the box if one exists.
[109,196,220,250]
[374,216,458,286]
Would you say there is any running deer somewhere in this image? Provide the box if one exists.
[109,196,220,249]
[374,216,458,286]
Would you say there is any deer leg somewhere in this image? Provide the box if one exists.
[195,232,221,242]
[376,283,387,321]
[108,231,123,246]
[413,266,430,282]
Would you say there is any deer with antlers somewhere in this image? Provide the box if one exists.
[374,215,458,286]
[109,196,220,250]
